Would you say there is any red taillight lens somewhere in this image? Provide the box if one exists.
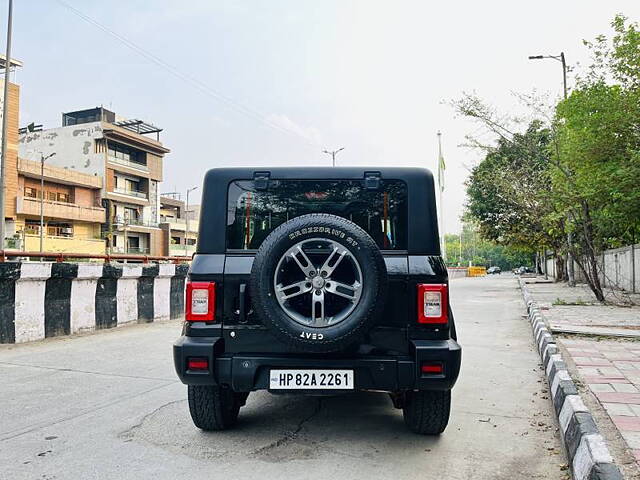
[187,357,209,371]
[186,281,215,322]
[421,363,444,374]
[417,284,448,324]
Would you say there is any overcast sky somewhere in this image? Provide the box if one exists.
[10,1,640,233]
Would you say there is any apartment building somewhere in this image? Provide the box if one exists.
[159,194,199,256]
[19,106,170,255]
[1,58,107,254]
[14,158,105,253]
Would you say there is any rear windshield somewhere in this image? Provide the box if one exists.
[226,179,408,250]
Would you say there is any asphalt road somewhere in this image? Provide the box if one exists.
[0,275,568,480]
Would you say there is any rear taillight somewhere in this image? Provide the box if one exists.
[421,362,444,374]
[187,357,209,371]
[186,281,216,322]
[417,284,448,324]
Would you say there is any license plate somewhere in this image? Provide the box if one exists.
[269,369,354,390]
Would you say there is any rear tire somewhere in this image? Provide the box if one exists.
[187,385,243,431]
[403,390,451,435]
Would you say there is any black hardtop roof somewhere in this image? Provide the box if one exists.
[203,166,435,181]
[197,166,441,255]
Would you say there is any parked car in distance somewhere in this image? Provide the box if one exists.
[514,266,534,275]
[487,266,501,274]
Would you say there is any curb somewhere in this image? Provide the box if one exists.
[518,278,624,480]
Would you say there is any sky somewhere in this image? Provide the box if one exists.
[8,0,640,233]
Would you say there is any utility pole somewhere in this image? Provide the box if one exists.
[39,152,56,252]
[528,51,575,286]
[0,0,14,249]
[185,186,198,257]
[322,147,344,167]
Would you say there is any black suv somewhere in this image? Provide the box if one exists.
[173,167,461,434]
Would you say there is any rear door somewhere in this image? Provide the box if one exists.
[221,177,411,354]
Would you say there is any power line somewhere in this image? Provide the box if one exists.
[53,0,321,148]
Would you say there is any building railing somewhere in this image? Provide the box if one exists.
[169,244,196,256]
[112,187,147,199]
[0,249,191,264]
[17,196,106,223]
[108,155,149,171]
[112,215,159,228]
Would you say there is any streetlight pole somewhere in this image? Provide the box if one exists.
[528,51,574,286]
[185,186,198,257]
[0,0,14,249]
[322,147,344,167]
[39,152,56,252]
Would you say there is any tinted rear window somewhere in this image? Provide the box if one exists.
[226,180,407,250]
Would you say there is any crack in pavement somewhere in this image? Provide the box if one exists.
[119,399,186,439]
[251,397,324,455]
[0,361,177,382]
[0,381,178,442]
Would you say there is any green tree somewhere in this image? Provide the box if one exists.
[551,15,640,300]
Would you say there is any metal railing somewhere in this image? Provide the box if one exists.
[0,249,191,264]
[112,187,147,199]
[112,215,159,228]
[108,155,149,171]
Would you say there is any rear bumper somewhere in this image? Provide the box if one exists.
[173,337,461,392]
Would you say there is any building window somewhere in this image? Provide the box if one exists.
[25,220,40,234]
[24,221,73,237]
[108,144,146,166]
[57,192,70,203]
[125,179,140,193]
[171,236,181,245]
[25,187,37,198]
[124,207,139,224]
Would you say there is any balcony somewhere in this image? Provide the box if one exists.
[20,234,105,255]
[107,154,149,172]
[160,216,198,232]
[112,215,159,228]
[169,244,195,256]
[16,197,106,223]
[112,246,150,255]
[112,187,147,199]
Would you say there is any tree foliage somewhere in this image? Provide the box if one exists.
[454,15,640,301]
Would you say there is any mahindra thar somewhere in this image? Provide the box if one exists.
[173,167,461,434]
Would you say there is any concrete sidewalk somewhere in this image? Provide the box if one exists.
[523,278,640,475]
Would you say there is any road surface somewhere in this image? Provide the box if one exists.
[0,275,567,479]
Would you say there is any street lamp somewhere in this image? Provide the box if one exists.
[185,186,198,257]
[528,51,574,286]
[528,52,568,100]
[39,152,56,252]
[322,147,344,167]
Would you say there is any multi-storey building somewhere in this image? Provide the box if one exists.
[159,194,199,256]
[1,58,107,254]
[19,107,170,255]
[14,158,106,253]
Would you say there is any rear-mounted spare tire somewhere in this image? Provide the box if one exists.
[250,213,387,352]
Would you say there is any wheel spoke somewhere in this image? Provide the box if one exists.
[275,281,312,301]
[325,280,360,302]
[290,246,316,277]
[319,246,348,277]
[311,290,325,325]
